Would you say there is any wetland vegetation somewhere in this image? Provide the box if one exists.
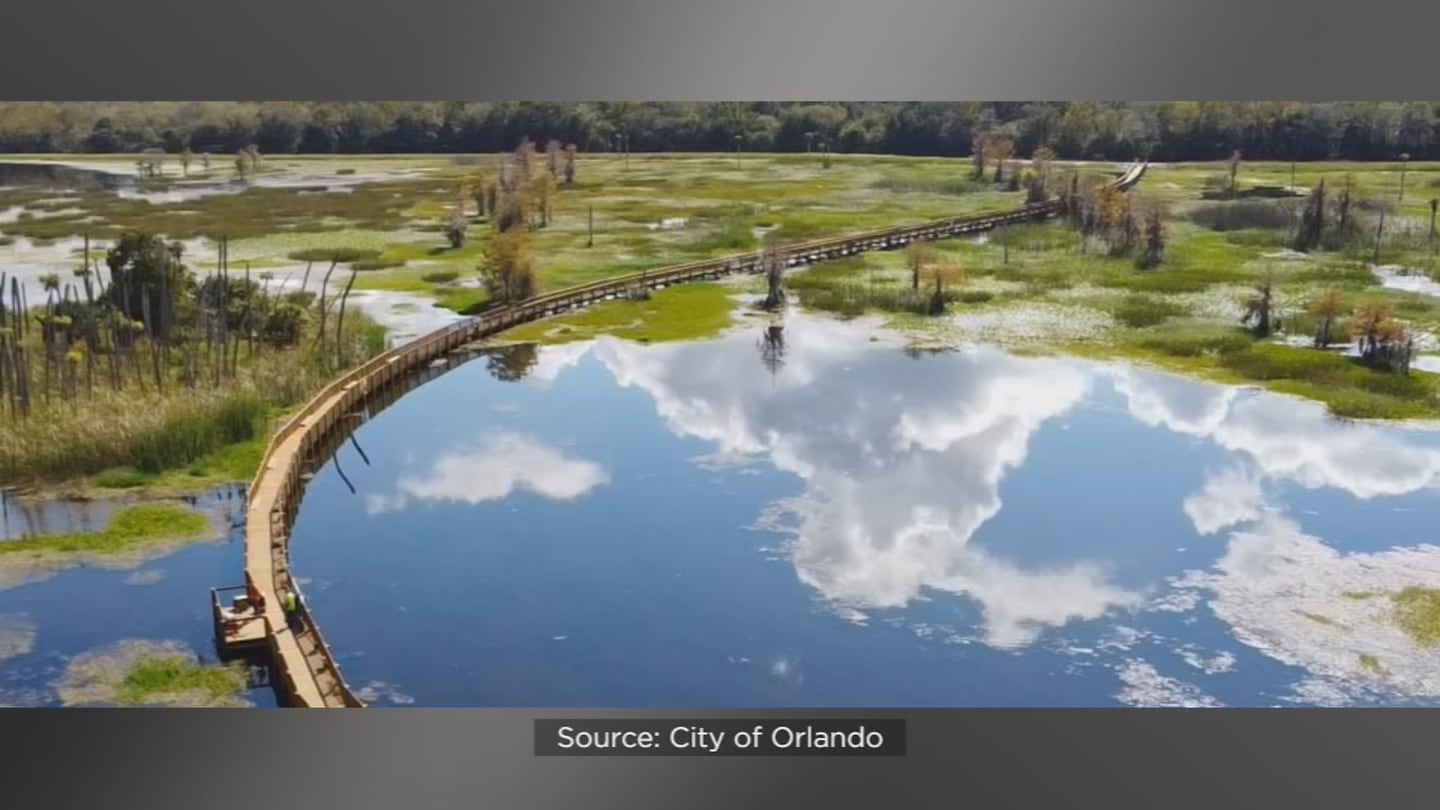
[55,639,249,707]
[4,101,1440,710]
[3,102,1440,494]
[0,502,210,560]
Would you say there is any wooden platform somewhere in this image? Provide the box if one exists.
[211,586,268,649]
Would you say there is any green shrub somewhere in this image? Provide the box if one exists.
[94,467,154,489]
[869,175,987,196]
[1113,295,1186,328]
[421,270,460,284]
[351,259,404,271]
[1393,587,1440,646]
[130,396,268,474]
[285,247,382,264]
[1219,343,1352,382]
[1289,264,1377,287]
[692,215,756,253]
[1135,327,1254,357]
[1189,200,1299,232]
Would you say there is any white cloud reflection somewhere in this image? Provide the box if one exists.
[527,314,1440,695]
[588,317,1141,648]
[1183,466,1267,536]
[1106,365,1440,501]
[1104,364,1440,700]
[1180,513,1440,700]
[366,432,609,514]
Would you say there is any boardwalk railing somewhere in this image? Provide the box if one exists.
[243,162,1148,707]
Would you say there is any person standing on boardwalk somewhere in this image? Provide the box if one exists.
[246,577,267,614]
[282,588,301,632]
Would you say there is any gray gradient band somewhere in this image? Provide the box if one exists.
[2,709,1433,808]
[3,1,1439,808]
[2,0,1439,99]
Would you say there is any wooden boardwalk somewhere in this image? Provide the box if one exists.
[240,162,1149,707]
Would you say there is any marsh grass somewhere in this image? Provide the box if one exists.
[1111,295,1187,328]
[690,215,757,253]
[117,655,248,706]
[286,247,381,263]
[56,639,249,707]
[503,282,740,344]
[1294,610,1343,627]
[1131,325,1256,357]
[93,467,153,488]
[0,503,208,557]
[1358,654,1385,676]
[1188,199,1299,232]
[1131,337,1440,418]
[0,316,384,485]
[351,258,405,271]
[1393,586,1440,646]
[869,174,990,196]
[10,155,1440,427]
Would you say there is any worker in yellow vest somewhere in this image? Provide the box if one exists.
[282,588,301,632]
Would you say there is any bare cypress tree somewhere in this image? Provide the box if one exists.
[1137,204,1166,269]
[312,259,341,362]
[927,268,947,316]
[760,241,787,311]
[234,262,254,372]
[335,270,358,369]
[905,241,935,293]
[563,144,577,188]
[1293,179,1327,252]
[1373,209,1387,264]
[758,325,785,378]
[1226,149,1242,197]
[1335,175,1353,241]
[546,140,562,178]
[1242,271,1278,337]
[446,199,469,249]
[298,261,314,297]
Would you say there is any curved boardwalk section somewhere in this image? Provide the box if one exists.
[241,163,1148,707]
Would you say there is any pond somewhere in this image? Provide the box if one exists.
[283,310,1440,708]
[0,486,279,707]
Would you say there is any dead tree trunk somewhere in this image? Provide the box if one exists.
[313,260,340,363]
[334,270,358,369]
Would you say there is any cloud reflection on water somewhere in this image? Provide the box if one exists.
[366,431,610,515]
[561,313,1440,695]
[582,318,1142,648]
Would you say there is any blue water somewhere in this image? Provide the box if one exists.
[0,487,279,707]
[280,312,1440,708]
[6,310,1440,709]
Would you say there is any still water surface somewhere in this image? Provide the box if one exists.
[0,487,278,707]
[283,311,1440,708]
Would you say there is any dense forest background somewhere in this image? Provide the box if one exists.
[1,102,1438,161]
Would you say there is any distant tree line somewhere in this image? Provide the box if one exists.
[2,102,1439,161]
